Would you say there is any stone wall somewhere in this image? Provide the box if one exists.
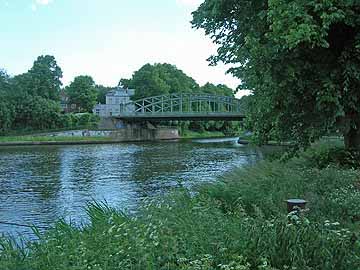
[40,127,179,142]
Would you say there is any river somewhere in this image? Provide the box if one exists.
[0,138,268,239]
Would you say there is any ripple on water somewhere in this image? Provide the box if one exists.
[0,141,266,239]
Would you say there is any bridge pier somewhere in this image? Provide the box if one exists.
[97,117,179,141]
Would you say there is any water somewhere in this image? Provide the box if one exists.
[0,138,267,239]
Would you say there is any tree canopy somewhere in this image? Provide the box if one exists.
[120,63,200,100]
[120,63,235,100]
[192,0,360,149]
[66,75,98,112]
[95,85,113,104]
[201,82,234,97]
[0,56,99,133]
[25,55,63,100]
[120,63,238,135]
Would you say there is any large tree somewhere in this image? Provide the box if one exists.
[95,84,113,104]
[192,0,360,149]
[0,69,10,92]
[13,96,62,130]
[0,70,15,132]
[25,55,63,100]
[66,75,98,112]
[200,83,234,97]
[120,63,200,100]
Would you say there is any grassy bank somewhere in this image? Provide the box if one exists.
[1,143,359,269]
[180,130,226,139]
[0,136,113,143]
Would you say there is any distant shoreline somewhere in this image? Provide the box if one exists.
[0,133,235,147]
[0,140,128,147]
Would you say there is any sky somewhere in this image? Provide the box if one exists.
[0,0,249,97]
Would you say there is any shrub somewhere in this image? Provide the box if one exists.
[328,185,360,222]
[59,113,99,129]
[299,141,360,169]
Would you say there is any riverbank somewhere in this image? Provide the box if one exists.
[0,130,230,146]
[180,130,227,139]
[1,141,358,269]
[0,135,120,146]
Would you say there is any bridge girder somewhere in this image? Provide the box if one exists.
[116,93,245,121]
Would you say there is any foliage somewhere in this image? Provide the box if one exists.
[95,84,113,104]
[299,140,360,169]
[0,71,15,132]
[200,82,234,97]
[0,144,359,269]
[66,76,98,112]
[0,60,100,134]
[192,0,360,149]
[120,63,200,100]
[59,113,100,129]
[0,72,15,132]
[0,135,111,143]
[121,63,239,134]
[0,56,70,133]
[180,129,225,139]
[329,186,360,222]
[12,95,63,130]
[22,55,63,100]
[0,101,15,133]
[0,69,10,93]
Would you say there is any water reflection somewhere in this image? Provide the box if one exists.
[0,139,267,238]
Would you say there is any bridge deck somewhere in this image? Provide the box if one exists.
[116,112,245,121]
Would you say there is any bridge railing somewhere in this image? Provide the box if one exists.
[120,94,243,115]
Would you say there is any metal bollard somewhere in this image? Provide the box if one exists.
[285,199,307,213]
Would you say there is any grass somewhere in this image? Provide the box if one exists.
[180,130,226,139]
[1,125,100,137]
[0,142,359,269]
[0,136,114,143]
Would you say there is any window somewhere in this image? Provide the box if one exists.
[109,112,113,116]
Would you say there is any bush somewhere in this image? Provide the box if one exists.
[59,113,100,129]
[299,141,360,169]
[328,186,360,222]
[200,160,359,223]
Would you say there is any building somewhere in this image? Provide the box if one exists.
[60,90,78,113]
[93,87,135,117]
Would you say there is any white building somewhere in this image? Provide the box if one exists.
[93,87,135,117]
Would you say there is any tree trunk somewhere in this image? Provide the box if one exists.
[344,126,360,150]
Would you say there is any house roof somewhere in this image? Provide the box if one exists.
[106,87,135,97]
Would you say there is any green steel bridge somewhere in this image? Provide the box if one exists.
[116,93,245,121]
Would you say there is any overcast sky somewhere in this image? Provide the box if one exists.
[0,0,249,97]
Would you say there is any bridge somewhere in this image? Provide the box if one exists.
[116,93,245,121]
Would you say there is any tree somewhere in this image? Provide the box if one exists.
[13,96,62,130]
[192,1,360,149]
[66,75,98,112]
[200,83,234,97]
[0,70,15,132]
[0,69,10,93]
[0,101,15,132]
[95,84,113,104]
[25,55,63,100]
[120,63,200,100]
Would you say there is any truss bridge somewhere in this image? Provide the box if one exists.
[116,93,245,121]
